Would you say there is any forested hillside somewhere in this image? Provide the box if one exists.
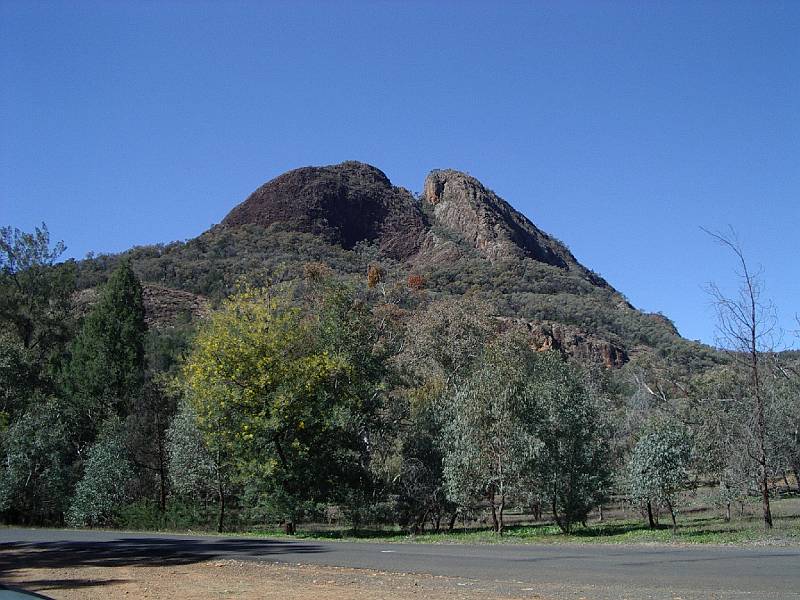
[1,162,797,536]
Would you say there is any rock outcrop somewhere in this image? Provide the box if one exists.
[74,284,210,329]
[498,317,628,368]
[423,169,606,286]
[221,161,426,260]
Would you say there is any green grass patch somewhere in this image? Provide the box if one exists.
[243,499,800,546]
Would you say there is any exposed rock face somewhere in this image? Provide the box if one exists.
[74,285,210,329]
[498,317,628,368]
[221,161,426,260]
[141,285,210,328]
[423,169,605,285]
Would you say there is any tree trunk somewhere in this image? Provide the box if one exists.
[217,481,225,533]
[665,498,677,531]
[598,504,604,522]
[750,303,773,529]
[552,490,566,533]
[157,432,167,512]
[725,502,731,522]
[447,511,458,532]
[489,488,499,533]
[498,493,505,536]
[646,500,656,530]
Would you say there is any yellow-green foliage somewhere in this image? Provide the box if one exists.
[183,286,346,479]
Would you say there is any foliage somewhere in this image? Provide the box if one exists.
[533,352,612,533]
[166,400,223,500]
[442,331,540,534]
[182,282,383,528]
[0,396,73,523]
[0,223,76,357]
[64,259,147,420]
[627,419,692,527]
[394,393,455,534]
[67,418,133,528]
[125,379,176,510]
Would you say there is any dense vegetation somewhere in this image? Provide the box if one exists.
[1,223,797,538]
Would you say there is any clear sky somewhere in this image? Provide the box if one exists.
[1,1,798,347]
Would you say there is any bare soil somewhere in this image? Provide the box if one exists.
[1,553,544,600]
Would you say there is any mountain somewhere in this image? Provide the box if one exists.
[221,161,426,260]
[75,161,721,371]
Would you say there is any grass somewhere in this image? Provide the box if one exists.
[243,497,800,546]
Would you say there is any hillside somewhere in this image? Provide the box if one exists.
[75,161,722,370]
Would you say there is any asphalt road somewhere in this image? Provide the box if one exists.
[1,528,798,599]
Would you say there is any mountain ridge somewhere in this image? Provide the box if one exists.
[74,160,721,371]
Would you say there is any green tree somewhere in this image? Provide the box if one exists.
[395,384,457,534]
[691,366,754,521]
[0,396,72,524]
[627,419,691,530]
[533,352,612,533]
[125,379,176,512]
[166,400,232,532]
[0,223,76,357]
[398,297,494,532]
[442,332,540,534]
[67,418,133,527]
[183,283,382,532]
[64,260,147,420]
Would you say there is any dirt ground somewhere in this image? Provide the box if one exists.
[1,554,548,600]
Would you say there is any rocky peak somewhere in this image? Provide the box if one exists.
[423,170,601,283]
[221,161,426,260]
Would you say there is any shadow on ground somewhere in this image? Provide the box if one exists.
[0,535,326,576]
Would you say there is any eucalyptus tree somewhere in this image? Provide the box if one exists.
[532,352,612,533]
[442,330,540,534]
[627,419,692,530]
[67,417,133,527]
[0,223,76,359]
[396,297,495,532]
[167,400,233,532]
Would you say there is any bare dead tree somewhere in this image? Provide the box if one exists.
[703,226,775,529]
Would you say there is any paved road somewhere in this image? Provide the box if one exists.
[1,528,798,599]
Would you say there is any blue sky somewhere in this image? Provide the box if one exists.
[1,1,798,346]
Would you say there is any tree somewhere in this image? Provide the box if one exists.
[0,223,76,357]
[64,259,147,421]
[704,227,776,529]
[627,419,691,530]
[0,224,76,408]
[166,400,232,532]
[66,418,133,527]
[0,396,72,524]
[442,332,541,534]
[395,387,457,534]
[0,333,37,423]
[182,283,382,532]
[691,366,755,521]
[398,297,495,532]
[401,297,494,390]
[125,379,176,512]
[533,353,612,533]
